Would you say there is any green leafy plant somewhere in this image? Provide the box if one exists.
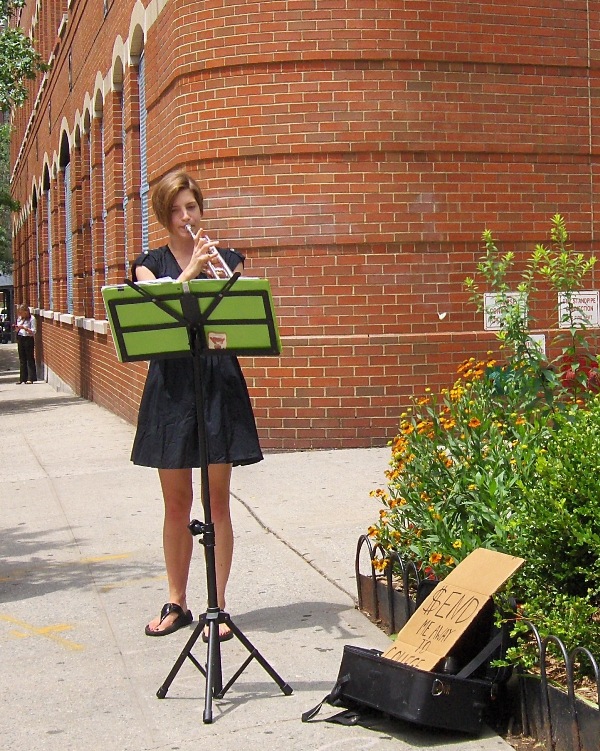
[368,216,600,673]
[369,356,549,578]
[502,400,600,667]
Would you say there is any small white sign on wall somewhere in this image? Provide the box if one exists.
[483,292,527,331]
[527,334,546,359]
[557,291,599,329]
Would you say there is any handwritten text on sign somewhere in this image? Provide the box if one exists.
[382,549,525,672]
[383,584,482,670]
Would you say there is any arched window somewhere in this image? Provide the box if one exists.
[32,191,41,305]
[64,160,73,313]
[44,170,53,311]
[100,118,108,281]
[120,88,129,276]
[86,128,95,318]
[138,50,148,254]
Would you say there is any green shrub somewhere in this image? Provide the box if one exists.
[368,216,600,670]
[369,356,550,578]
[503,400,600,664]
[509,399,600,600]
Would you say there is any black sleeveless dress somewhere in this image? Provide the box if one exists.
[130,245,264,469]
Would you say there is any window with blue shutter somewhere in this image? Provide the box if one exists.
[121,88,129,276]
[35,199,41,305]
[65,161,74,314]
[101,119,108,282]
[46,188,53,310]
[139,51,149,254]
[88,131,95,317]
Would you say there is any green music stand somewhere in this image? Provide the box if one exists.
[102,276,282,362]
[102,275,291,723]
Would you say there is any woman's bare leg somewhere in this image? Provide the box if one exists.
[206,463,233,636]
[146,468,194,633]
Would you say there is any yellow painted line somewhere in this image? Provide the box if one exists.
[79,553,132,564]
[0,614,84,651]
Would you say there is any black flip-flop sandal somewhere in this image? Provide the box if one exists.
[145,602,193,637]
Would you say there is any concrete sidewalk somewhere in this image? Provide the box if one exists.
[0,343,512,751]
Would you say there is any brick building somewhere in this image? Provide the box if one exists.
[9,1,600,450]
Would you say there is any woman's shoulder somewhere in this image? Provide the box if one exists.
[140,245,170,261]
[132,245,171,279]
[220,247,245,270]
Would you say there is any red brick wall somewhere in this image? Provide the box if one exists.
[10,1,600,450]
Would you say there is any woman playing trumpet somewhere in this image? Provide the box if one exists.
[132,171,263,639]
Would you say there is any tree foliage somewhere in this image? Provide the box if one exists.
[0,123,17,272]
[0,0,46,114]
[0,0,48,271]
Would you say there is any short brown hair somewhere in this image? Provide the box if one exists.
[151,171,204,229]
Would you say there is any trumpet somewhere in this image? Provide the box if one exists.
[185,224,233,279]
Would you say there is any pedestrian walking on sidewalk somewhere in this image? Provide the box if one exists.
[15,304,37,384]
[131,170,263,640]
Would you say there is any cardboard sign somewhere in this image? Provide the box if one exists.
[382,548,524,671]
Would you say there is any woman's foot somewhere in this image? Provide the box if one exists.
[202,621,233,643]
[145,602,193,636]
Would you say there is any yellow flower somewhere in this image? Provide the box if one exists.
[417,420,433,434]
[452,540,462,549]
[372,557,389,572]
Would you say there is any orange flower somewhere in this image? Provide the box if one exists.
[417,420,433,435]
[468,417,481,428]
[372,557,389,572]
[429,552,443,565]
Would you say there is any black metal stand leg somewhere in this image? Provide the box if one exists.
[155,322,291,722]
[156,526,292,721]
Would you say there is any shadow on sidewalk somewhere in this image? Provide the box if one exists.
[0,522,165,606]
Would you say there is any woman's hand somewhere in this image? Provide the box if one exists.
[180,228,221,281]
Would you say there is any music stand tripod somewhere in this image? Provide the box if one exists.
[120,276,293,723]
